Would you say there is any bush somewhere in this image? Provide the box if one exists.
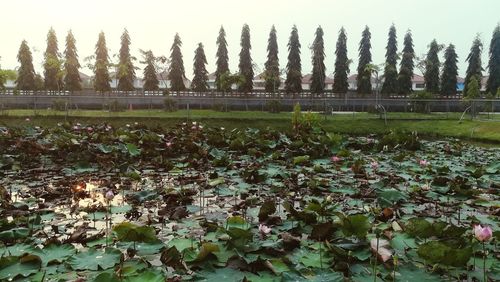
[377,130,421,151]
[410,91,434,113]
[211,103,228,112]
[163,98,178,112]
[52,99,67,111]
[266,100,281,113]
[291,103,321,134]
[109,100,125,112]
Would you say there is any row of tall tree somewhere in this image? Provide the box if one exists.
[11,24,500,96]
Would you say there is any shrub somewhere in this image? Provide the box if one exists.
[410,91,434,113]
[266,100,281,113]
[163,98,178,112]
[291,103,321,134]
[52,99,67,111]
[109,100,125,112]
[211,103,228,112]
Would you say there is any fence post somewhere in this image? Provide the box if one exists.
[187,102,190,121]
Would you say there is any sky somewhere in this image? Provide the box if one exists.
[0,0,499,79]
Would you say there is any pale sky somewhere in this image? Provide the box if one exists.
[0,0,499,79]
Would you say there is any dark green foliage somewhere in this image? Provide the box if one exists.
[141,50,159,91]
[168,33,186,91]
[332,27,349,94]
[44,28,63,91]
[215,26,229,91]
[163,98,178,112]
[440,44,458,97]
[285,25,302,93]
[398,30,415,95]
[310,26,326,94]
[424,40,441,94]
[93,32,111,92]
[117,29,136,91]
[381,24,398,95]
[264,25,280,92]
[357,26,372,94]
[487,24,500,94]
[191,43,209,92]
[266,100,281,113]
[15,40,36,90]
[465,76,480,99]
[464,35,483,94]
[238,24,253,93]
[64,30,82,91]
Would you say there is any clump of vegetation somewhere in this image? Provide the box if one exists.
[266,100,281,113]
[108,100,125,112]
[52,99,67,111]
[291,103,320,134]
[163,98,178,112]
[410,91,434,113]
[211,103,228,112]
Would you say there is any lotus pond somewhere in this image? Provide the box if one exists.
[0,123,499,281]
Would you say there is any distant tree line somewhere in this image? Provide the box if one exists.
[4,24,500,98]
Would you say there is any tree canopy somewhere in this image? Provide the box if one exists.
[357,26,372,94]
[215,26,229,91]
[381,24,398,95]
[397,30,415,95]
[44,28,63,91]
[64,30,82,91]
[464,35,483,94]
[264,25,280,92]
[93,32,111,92]
[117,29,136,91]
[168,33,186,91]
[332,27,349,94]
[440,44,458,97]
[16,40,36,90]
[238,24,254,93]
[141,50,159,91]
[191,43,209,92]
[285,25,302,94]
[424,39,441,94]
[310,26,326,94]
[487,24,500,94]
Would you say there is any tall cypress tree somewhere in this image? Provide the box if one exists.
[44,28,63,91]
[215,26,229,91]
[487,24,500,94]
[310,26,326,94]
[16,40,36,90]
[285,25,302,93]
[192,43,209,92]
[440,44,458,97]
[333,27,349,94]
[238,24,253,93]
[464,35,483,94]
[93,32,111,92]
[264,25,280,92]
[168,33,186,91]
[141,50,159,91]
[381,24,398,95]
[398,30,415,95]
[424,39,440,94]
[64,30,82,91]
[357,26,372,94]
[117,29,136,91]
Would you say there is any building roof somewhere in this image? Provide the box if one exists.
[301,73,334,84]
[79,72,91,80]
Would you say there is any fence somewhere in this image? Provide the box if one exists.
[0,90,499,118]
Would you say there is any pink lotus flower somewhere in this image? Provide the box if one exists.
[86,127,93,132]
[474,225,493,242]
[105,190,115,201]
[419,159,429,167]
[331,156,341,163]
[258,224,272,236]
[166,142,172,147]
[371,161,379,170]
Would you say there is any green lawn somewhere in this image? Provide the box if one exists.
[1,109,499,144]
